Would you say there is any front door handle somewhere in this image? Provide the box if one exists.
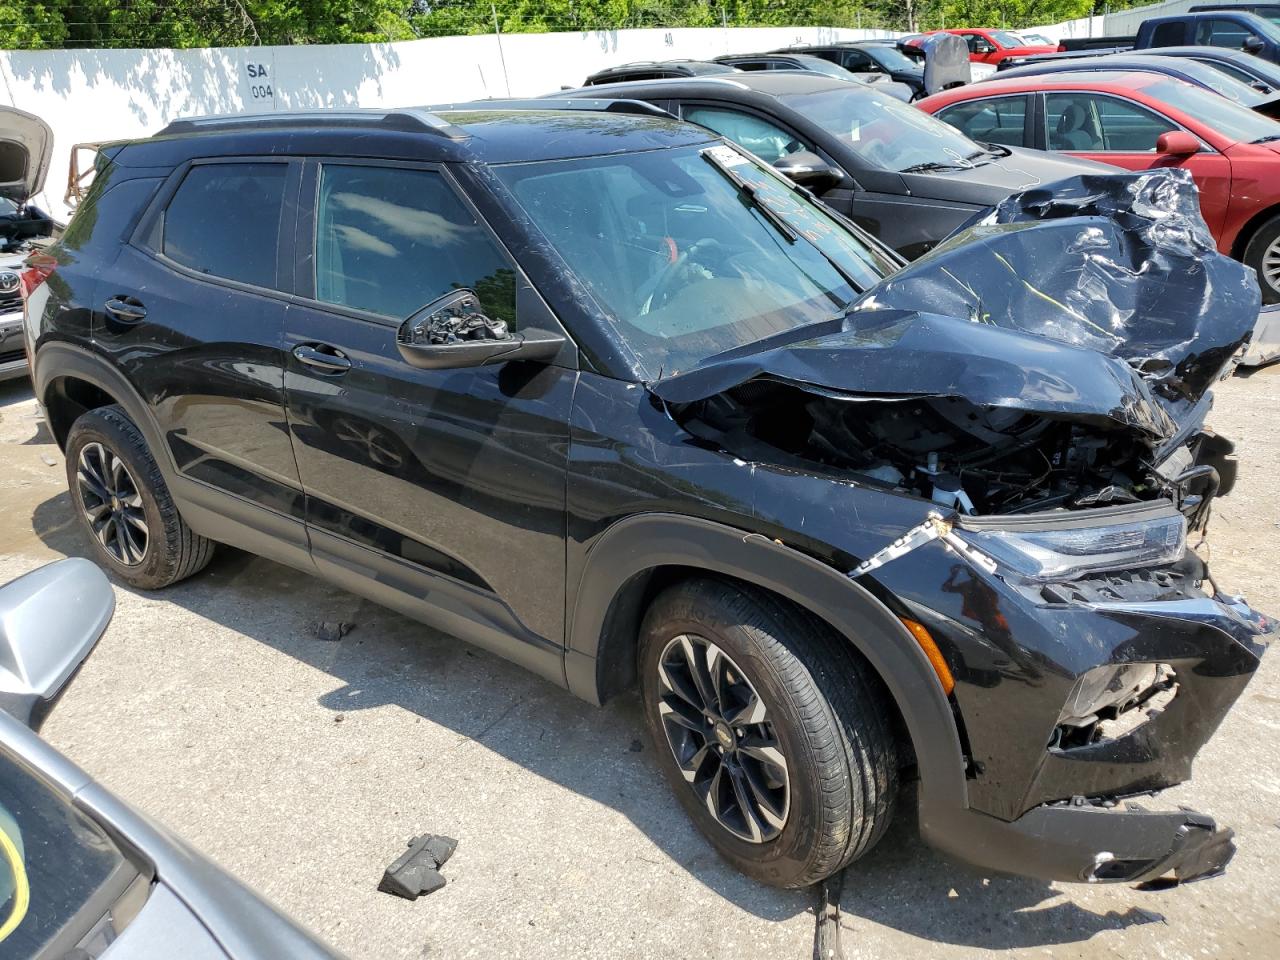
[104,297,147,322]
[292,343,352,374]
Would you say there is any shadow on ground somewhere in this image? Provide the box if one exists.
[18,393,1166,949]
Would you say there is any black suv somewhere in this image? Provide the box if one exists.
[558,72,1109,258]
[25,104,1270,890]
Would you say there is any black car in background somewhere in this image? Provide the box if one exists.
[777,40,928,98]
[557,72,1108,258]
[712,51,914,101]
[1129,44,1280,92]
[582,60,736,85]
[24,102,1270,892]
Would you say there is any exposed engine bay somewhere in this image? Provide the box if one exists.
[652,171,1261,526]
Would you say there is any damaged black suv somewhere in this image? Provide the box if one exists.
[24,103,1272,890]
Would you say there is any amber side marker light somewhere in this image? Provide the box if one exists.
[901,617,954,696]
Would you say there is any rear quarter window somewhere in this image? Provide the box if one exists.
[160,162,287,289]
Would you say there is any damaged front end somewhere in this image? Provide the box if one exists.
[653,170,1272,884]
[653,170,1259,530]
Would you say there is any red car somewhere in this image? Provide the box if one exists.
[915,28,1059,65]
[917,71,1280,302]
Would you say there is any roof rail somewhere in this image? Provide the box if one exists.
[427,98,676,120]
[156,107,469,140]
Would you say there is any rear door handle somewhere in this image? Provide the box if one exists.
[104,297,147,322]
[292,343,352,374]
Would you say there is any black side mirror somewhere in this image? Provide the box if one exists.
[0,559,114,731]
[396,289,566,370]
[1243,36,1266,56]
[773,151,844,194]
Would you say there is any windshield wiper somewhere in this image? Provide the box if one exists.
[899,160,966,173]
[701,149,799,243]
[1251,134,1280,143]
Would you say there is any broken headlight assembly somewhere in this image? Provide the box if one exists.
[955,506,1186,582]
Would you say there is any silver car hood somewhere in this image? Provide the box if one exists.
[0,106,52,205]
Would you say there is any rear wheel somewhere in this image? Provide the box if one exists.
[65,406,214,589]
[639,578,899,888]
[1243,213,1280,305]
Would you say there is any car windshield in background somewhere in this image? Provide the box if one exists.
[494,143,893,376]
[992,30,1027,47]
[779,87,987,172]
[0,754,134,955]
[867,45,920,71]
[1145,77,1280,141]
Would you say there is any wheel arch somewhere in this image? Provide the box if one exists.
[34,344,169,466]
[564,513,970,807]
[1230,202,1280,262]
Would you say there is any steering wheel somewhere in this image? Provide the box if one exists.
[640,239,730,316]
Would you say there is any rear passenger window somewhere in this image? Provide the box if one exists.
[314,164,516,324]
[162,163,286,288]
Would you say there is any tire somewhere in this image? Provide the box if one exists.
[1243,214,1280,305]
[638,578,898,888]
[65,405,214,589]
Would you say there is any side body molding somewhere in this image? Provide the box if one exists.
[564,513,970,816]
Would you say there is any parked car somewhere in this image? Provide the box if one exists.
[1128,44,1280,92]
[921,28,1058,65]
[1141,11,1280,61]
[0,559,345,958]
[919,70,1280,301]
[711,51,913,101]
[770,41,927,99]
[994,52,1280,112]
[581,60,737,86]
[556,73,1107,259]
[24,102,1270,890]
[0,107,56,383]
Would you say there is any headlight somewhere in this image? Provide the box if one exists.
[956,508,1186,582]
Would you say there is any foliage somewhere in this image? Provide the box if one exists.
[0,0,1161,49]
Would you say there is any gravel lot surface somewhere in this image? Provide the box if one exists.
[1,369,1278,960]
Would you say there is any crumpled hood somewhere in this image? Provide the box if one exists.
[651,170,1261,444]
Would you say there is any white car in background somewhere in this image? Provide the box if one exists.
[0,107,55,382]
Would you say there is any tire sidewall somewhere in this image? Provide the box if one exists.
[1245,216,1280,305]
[638,590,839,887]
[65,411,172,586]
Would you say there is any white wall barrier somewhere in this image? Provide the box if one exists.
[0,25,898,221]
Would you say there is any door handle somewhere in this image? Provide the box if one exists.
[103,297,147,322]
[292,343,352,374]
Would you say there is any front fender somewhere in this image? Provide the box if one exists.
[564,512,970,816]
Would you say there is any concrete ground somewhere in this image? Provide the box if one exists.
[1,370,1279,960]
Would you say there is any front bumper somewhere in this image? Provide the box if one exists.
[923,794,1236,884]
[0,309,28,381]
[903,551,1271,884]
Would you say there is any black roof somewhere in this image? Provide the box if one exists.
[559,71,853,102]
[583,60,736,84]
[714,51,835,64]
[124,104,715,168]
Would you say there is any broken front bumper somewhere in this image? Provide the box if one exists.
[922,794,1236,884]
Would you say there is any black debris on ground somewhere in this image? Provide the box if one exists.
[378,834,459,901]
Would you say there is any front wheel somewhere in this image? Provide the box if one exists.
[638,578,899,888]
[1243,214,1280,305]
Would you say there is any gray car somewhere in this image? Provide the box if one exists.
[0,559,344,958]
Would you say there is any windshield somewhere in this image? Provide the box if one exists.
[0,754,134,955]
[866,45,920,72]
[992,30,1027,47]
[1145,77,1280,142]
[494,143,894,376]
[779,87,987,172]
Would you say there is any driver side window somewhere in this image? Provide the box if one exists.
[681,106,813,165]
[938,96,1028,147]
